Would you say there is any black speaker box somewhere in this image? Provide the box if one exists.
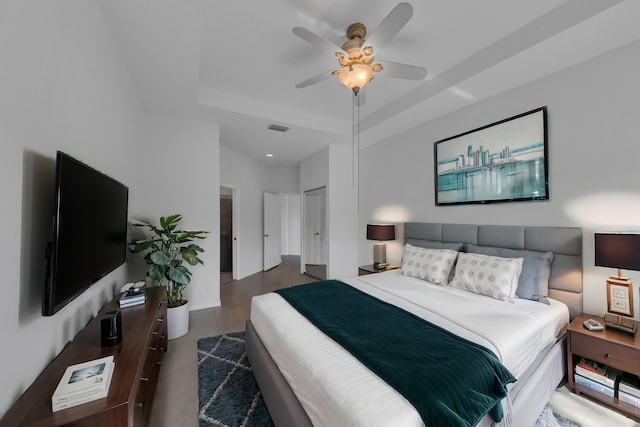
[101,310,122,346]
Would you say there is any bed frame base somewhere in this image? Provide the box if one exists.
[246,320,312,427]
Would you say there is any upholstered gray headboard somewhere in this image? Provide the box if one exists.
[404,223,583,320]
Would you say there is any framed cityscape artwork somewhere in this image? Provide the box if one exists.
[434,107,548,206]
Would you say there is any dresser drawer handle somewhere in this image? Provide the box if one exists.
[136,402,144,408]
[157,318,164,322]
[140,377,149,382]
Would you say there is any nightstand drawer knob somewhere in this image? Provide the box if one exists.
[605,353,612,359]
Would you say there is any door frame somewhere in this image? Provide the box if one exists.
[220,185,238,280]
[302,186,327,278]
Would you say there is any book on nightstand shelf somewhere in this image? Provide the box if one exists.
[574,373,615,397]
[619,391,640,409]
[577,357,606,375]
[52,356,114,412]
[619,374,640,399]
[575,358,619,388]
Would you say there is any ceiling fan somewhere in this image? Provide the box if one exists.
[293,2,428,95]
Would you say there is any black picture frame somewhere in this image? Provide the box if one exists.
[434,107,548,206]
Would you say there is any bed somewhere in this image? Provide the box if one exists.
[246,223,583,426]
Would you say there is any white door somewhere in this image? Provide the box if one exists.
[263,192,282,271]
[303,187,326,279]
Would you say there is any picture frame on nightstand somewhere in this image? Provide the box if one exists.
[606,280,633,317]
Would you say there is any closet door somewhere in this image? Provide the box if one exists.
[263,192,282,271]
[303,187,326,279]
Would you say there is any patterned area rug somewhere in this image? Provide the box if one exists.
[197,331,273,427]
[197,331,577,427]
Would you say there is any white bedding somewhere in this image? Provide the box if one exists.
[250,270,569,427]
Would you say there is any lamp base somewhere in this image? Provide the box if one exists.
[605,322,637,336]
[604,313,637,336]
[372,243,386,268]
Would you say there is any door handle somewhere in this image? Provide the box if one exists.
[264,234,269,237]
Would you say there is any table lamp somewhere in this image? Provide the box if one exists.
[366,224,395,269]
[594,232,640,336]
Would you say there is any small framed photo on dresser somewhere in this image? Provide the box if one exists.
[607,280,633,317]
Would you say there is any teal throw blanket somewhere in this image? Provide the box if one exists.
[276,280,516,427]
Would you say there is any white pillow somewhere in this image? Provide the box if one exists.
[450,252,523,301]
[400,243,458,285]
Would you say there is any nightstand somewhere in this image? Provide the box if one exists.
[358,264,384,276]
[567,313,640,420]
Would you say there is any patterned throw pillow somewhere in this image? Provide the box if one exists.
[465,244,553,304]
[450,252,523,301]
[400,244,459,285]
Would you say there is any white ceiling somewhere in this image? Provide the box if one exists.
[98,0,640,167]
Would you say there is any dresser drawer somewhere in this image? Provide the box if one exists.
[571,332,640,374]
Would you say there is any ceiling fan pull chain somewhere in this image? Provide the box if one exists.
[352,90,356,188]
[356,90,360,212]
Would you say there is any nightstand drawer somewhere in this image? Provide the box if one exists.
[571,332,640,374]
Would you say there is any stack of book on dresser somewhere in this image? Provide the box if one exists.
[119,287,146,308]
[51,355,114,411]
[574,357,619,398]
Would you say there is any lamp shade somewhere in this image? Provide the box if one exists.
[595,233,640,271]
[366,224,395,241]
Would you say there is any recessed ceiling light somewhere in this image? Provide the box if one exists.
[266,153,274,157]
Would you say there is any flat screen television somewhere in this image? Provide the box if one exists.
[42,151,129,316]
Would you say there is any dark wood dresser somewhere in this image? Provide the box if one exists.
[0,286,167,427]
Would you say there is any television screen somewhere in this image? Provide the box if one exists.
[43,151,129,316]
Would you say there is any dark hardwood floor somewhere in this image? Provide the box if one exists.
[149,255,318,427]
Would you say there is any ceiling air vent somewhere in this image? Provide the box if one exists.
[267,124,289,133]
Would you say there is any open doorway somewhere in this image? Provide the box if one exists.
[220,186,235,285]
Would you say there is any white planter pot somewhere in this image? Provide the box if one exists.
[167,302,189,340]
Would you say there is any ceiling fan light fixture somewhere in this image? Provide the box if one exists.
[337,63,374,92]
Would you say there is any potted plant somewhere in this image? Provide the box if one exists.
[128,214,207,339]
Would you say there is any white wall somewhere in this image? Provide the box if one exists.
[301,146,330,192]
[131,113,221,310]
[359,39,640,318]
[300,145,358,279]
[220,146,275,279]
[274,166,300,193]
[0,0,145,416]
[328,145,359,278]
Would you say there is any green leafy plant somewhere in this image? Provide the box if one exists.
[128,214,207,307]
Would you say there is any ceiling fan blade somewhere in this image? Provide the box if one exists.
[365,3,413,50]
[295,70,335,89]
[377,61,427,80]
[293,27,347,57]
